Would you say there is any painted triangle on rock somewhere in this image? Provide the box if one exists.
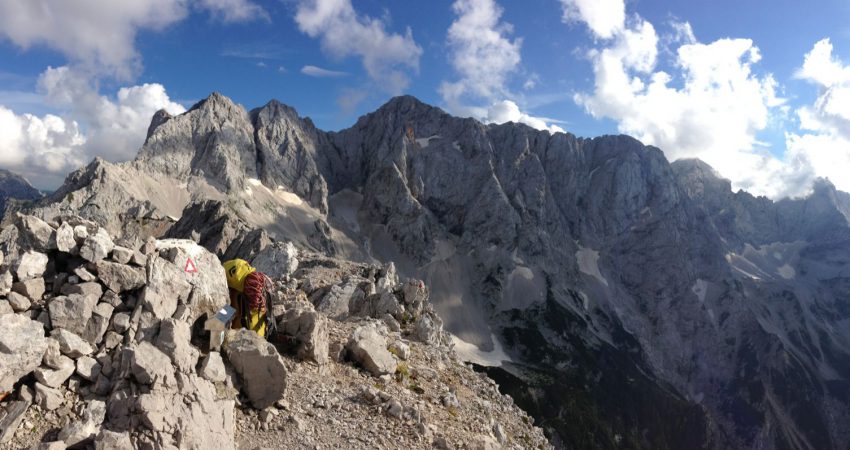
[184,257,198,273]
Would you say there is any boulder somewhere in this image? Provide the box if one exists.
[34,382,63,410]
[131,374,235,449]
[139,255,192,319]
[82,302,113,344]
[199,351,226,383]
[154,318,199,373]
[315,281,363,320]
[94,429,133,450]
[60,281,103,298]
[73,266,96,282]
[76,355,102,381]
[278,305,329,364]
[389,340,410,360]
[42,338,64,369]
[375,262,398,294]
[126,341,176,386]
[49,294,96,335]
[412,314,443,345]
[55,223,76,253]
[401,279,429,316]
[14,250,48,280]
[350,291,404,320]
[223,329,287,409]
[111,312,130,333]
[0,400,28,443]
[18,215,55,251]
[58,399,106,447]
[153,239,229,321]
[51,328,94,358]
[251,241,299,279]
[0,313,48,391]
[12,277,45,301]
[0,300,11,315]
[34,356,75,387]
[79,228,114,263]
[6,291,30,312]
[130,250,147,267]
[346,323,397,377]
[95,260,145,293]
[111,245,133,264]
[72,225,88,241]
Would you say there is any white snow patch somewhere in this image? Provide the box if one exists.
[416,134,440,148]
[777,264,796,280]
[451,333,511,367]
[247,178,263,187]
[692,279,708,303]
[576,247,609,286]
[275,186,304,206]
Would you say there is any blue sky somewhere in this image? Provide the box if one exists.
[1,0,850,197]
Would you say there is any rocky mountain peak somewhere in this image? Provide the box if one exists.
[671,157,733,207]
[187,91,241,115]
[0,169,41,221]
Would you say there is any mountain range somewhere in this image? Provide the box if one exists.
[9,92,850,450]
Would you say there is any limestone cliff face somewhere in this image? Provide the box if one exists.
[25,93,850,449]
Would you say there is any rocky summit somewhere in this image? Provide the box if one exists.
[0,214,548,449]
[4,92,850,449]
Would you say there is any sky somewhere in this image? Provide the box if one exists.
[1,0,850,199]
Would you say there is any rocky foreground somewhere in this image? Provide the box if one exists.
[0,213,549,449]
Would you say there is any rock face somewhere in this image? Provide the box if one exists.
[15,92,850,449]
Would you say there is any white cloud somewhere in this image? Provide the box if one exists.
[440,0,521,105]
[784,39,850,194]
[565,4,811,197]
[0,0,267,78]
[0,66,185,189]
[300,65,349,78]
[486,100,565,133]
[197,0,268,23]
[440,0,562,133]
[294,0,422,93]
[559,0,625,39]
[0,0,188,79]
[0,105,86,187]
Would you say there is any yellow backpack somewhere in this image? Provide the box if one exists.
[223,259,256,293]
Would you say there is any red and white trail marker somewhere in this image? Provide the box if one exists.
[184,257,198,273]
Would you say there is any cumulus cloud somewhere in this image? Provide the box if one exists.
[440,0,562,133]
[563,0,811,197]
[486,100,565,133]
[784,39,850,194]
[300,65,349,78]
[0,0,187,79]
[294,0,422,93]
[559,0,625,39]
[0,106,86,187]
[0,66,185,189]
[0,0,267,78]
